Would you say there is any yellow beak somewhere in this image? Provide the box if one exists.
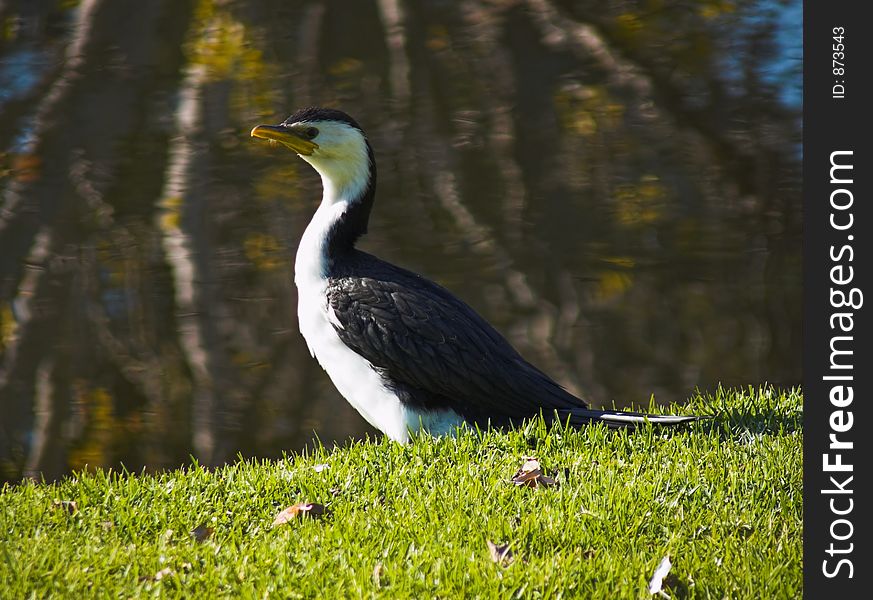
[250,125,318,155]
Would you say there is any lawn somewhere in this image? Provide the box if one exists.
[0,386,802,598]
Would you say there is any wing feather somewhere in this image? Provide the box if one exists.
[324,258,586,424]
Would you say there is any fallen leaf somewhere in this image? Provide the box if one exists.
[511,469,541,486]
[648,555,672,596]
[52,500,78,515]
[487,540,515,566]
[191,525,214,542]
[272,502,328,526]
[510,458,558,489]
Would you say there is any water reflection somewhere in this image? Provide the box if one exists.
[0,0,801,481]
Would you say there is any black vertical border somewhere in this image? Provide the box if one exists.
[803,1,871,596]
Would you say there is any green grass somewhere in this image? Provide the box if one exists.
[1,386,801,598]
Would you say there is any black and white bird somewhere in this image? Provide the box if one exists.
[251,107,702,442]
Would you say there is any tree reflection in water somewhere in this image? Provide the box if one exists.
[0,0,801,481]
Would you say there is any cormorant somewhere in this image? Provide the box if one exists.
[251,107,702,442]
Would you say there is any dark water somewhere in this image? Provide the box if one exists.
[0,0,801,481]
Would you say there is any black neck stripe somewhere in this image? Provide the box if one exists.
[323,141,377,267]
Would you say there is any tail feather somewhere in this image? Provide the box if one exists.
[559,407,709,429]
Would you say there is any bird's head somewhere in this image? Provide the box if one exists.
[251,107,373,204]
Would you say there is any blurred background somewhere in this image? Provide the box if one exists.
[0,0,800,482]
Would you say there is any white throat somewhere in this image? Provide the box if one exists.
[300,120,371,207]
[293,124,371,285]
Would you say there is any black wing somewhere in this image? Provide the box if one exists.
[325,253,587,426]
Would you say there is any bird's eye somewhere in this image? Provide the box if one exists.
[305,127,319,139]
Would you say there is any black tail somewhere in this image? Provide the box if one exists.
[559,407,709,429]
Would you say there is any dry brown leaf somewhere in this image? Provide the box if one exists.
[272,502,328,526]
[191,524,214,542]
[52,500,78,515]
[511,469,541,486]
[487,540,515,566]
[510,458,558,489]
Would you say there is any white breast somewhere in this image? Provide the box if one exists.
[294,201,464,442]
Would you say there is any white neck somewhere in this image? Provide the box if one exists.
[312,161,370,208]
[294,148,371,287]
[294,198,348,286]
